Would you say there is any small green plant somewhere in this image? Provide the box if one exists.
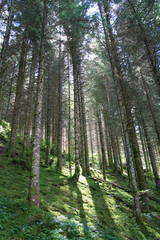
[50,143,56,155]
[0,120,11,142]
[41,140,47,152]
[26,147,32,157]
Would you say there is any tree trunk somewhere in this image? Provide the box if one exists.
[5,63,15,120]
[46,70,51,166]
[77,80,85,174]
[97,111,107,180]
[138,109,160,192]
[104,116,113,168]
[89,123,94,166]
[0,90,4,119]
[0,5,14,119]
[29,0,47,207]
[23,44,37,153]
[116,133,123,173]
[52,93,57,155]
[67,55,72,176]
[110,131,118,172]
[72,59,80,183]
[102,1,147,197]
[139,123,150,175]
[98,1,145,219]
[128,146,142,222]
[0,5,14,87]
[57,37,63,171]
[141,71,160,146]
[9,37,27,157]
[79,75,90,175]
[95,122,102,169]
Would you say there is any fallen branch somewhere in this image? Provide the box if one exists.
[149,195,160,203]
[94,177,132,192]
[95,178,160,205]
[89,183,133,208]
[91,178,160,212]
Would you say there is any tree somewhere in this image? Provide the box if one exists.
[57,0,90,182]
[29,0,48,206]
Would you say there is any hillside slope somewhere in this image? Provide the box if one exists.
[0,149,160,240]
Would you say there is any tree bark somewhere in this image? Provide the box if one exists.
[29,0,47,206]
[141,71,160,146]
[67,55,72,176]
[95,122,102,169]
[57,37,63,171]
[138,123,150,175]
[23,44,37,153]
[46,68,51,166]
[9,37,27,157]
[79,75,90,175]
[72,60,80,183]
[0,5,14,87]
[89,123,94,166]
[5,63,15,120]
[138,109,160,192]
[97,111,107,180]
[103,116,113,168]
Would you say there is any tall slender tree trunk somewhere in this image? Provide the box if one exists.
[95,122,102,169]
[29,0,47,206]
[5,63,15,120]
[78,81,85,174]
[9,37,27,157]
[138,109,160,192]
[46,71,51,166]
[110,131,118,172]
[0,90,4,119]
[114,80,131,176]
[104,79,117,171]
[138,123,150,175]
[0,5,14,87]
[141,71,160,145]
[23,44,37,153]
[0,5,14,119]
[52,93,57,155]
[89,123,94,165]
[79,75,90,175]
[72,60,80,183]
[97,111,107,180]
[98,1,144,220]
[102,1,147,198]
[57,37,63,171]
[104,117,113,168]
[128,144,142,223]
[115,133,123,173]
[67,55,72,176]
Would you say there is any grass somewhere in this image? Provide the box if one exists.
[0,150,160,239]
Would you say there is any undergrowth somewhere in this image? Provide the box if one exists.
[0,137,160,239]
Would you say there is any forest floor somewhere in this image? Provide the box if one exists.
[0,144,160,240]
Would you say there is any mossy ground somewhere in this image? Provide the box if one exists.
[0,147,160,239]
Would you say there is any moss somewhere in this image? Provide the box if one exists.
[0,155,160,239]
